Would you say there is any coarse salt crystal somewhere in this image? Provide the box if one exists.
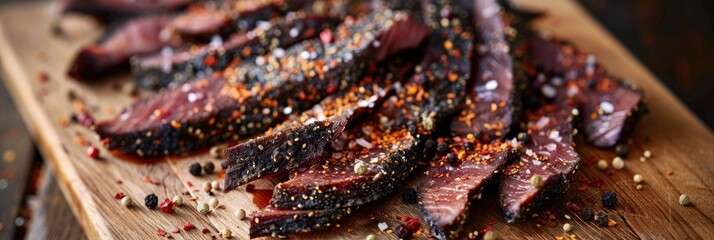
[546,143,557,151]
[600,101,615,115]
[378,222,388,231]
[484,80,498,90]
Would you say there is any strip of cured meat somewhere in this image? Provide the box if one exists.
[249,206,352,238]
[223,58,416,190]
[498,45,582,223]
[530,36,647,148]
[60,0,189,21]
[133,15,338,89]
[67,15,172,81]
[96,11,430,157]
[268,0,472,211]
[417,0,529,238]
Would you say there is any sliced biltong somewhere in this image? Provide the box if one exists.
[67,15,172,81]
[249,206,352,238]
[530,36,647,147]
[96,11,429,157]
[133,15,338,89]
[60,0,189,21]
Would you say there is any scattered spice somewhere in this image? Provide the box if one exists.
[121,196,132,207]
[436,142,448,155]
[160,198,175,213]
[394,224,413,239]
[643,150,652,158]
[183,222,195,231]
[365,234,377,240]
[87,146,100,159]
[221,228,232,238]
[483,230,498,240]
[172,195,183,206]
[614,144,629,158]
[354,161,369,175]
[530,174,544,188]
[612,157,624,170]
[602,191,618,208]
[171,228,180,234]
[633,174,643,183]
[189,163,202,176]
[204,162,215,174]
[203,182,212,192]
[245,184,255,192]
[201,228,210,234]
[211,180,220,191]
[209,198,219,208]
[114,192,127,200]
[209,146,224,159]
[156,228,167,237]
[597,159,608,170]
[197,202,210,214]
[144,194,159,209]
[607,219,617,227]
[636,184,643,190]
[596,212,609,227]
[401,188,418,204]
[579,208,593,221]
[377,222,388,231]
[236,209,246,220]
[562,223,572,232]
[3,150,16,163]
[639,156,647,162]
[679,194,691,206]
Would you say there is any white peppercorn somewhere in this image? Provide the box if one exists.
[679,194,691,206]
[121,196,132,207]
[597,159,608,170]
[210,198,219,208]
[612,157,625,170]
[197,202,210,214]
[172,195,183,206]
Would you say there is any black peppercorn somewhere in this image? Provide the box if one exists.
[446,153,457,164]
[436,142,449,155]
[580,208,593,221]
[203,162,215,174]
[401,188,418,204]
[517,132,531,144]
[144,193,158,209]
[189,163,202,176]
[221,161,228,170]
[208,191,214,196]
[615,144,629,158]
[597,212,609,226]
[587,79,597,89]
[69,113,79,123]
[602,191,618,208]
[394,224,413,239]
[463,142,474,151]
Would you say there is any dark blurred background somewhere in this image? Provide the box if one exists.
[0,0,712,239]
[580,0,714,129]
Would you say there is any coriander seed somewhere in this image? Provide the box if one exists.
[197,202,210,214]
[612,157,625,170]
[563,223,572,232]
[530,174,544,188]
[203,182,212,192]
[633,174,643,183]
[222,228,232,238]
[597,159,608,170]
[354,161,368,175]
[211,180,220,191]
[679,194,691,206]
[236,209,247,220]
[210,198,219,208]
[203,162,215,174]
[121,196,132,207]
[365,234,377,240]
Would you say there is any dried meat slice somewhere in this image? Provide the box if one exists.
[417,0,530,237]
[133,15,338,89]
[249,206,352,238]
[60,0,188,21]
[419,139,518,239]
[96,11,430,157]
[223,58,415,190]
[498,53,582,222]
[530,36,647,147]
[67,15,172,81]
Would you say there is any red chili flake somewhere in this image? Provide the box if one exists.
[582,156,597,166]
[186,181,193,187]
[171,228,180,233]
[487,219,497,225]
[114,192,126,200]
[547,220,557,227]
[577,185,588,191]
[201,228,210,234]
[204,55,217,67]
[368,213,376,220]
[347,228,354,233]
[568,203,582,212]
[667,171,674,176]
[100,138,110,146]
[115,179,123,184]
[156,228,167,237]
[87,146,100,159]
[159,198,175,213]
[591,179,603,188]
[375,208,382,216]
[183,222,195,231]
[405,218,420,232]
[319,29,333,44]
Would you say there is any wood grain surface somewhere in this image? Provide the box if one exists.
[0,0,712,239]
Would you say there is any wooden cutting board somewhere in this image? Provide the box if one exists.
[1,0,712,239]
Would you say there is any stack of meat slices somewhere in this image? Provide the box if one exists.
[78,0,649,238]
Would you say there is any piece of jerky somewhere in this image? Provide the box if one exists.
[249,206,352,238]
[133,14,338,89]
[530,36,647,147]
[96,11,430,157]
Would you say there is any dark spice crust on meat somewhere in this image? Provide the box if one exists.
[133,15,339,89]
[97,11,429,157]
[249,207,352,238]
[223,120,346,191]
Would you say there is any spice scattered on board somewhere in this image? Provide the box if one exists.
[144,194,158,209]
[679,194,691,206]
